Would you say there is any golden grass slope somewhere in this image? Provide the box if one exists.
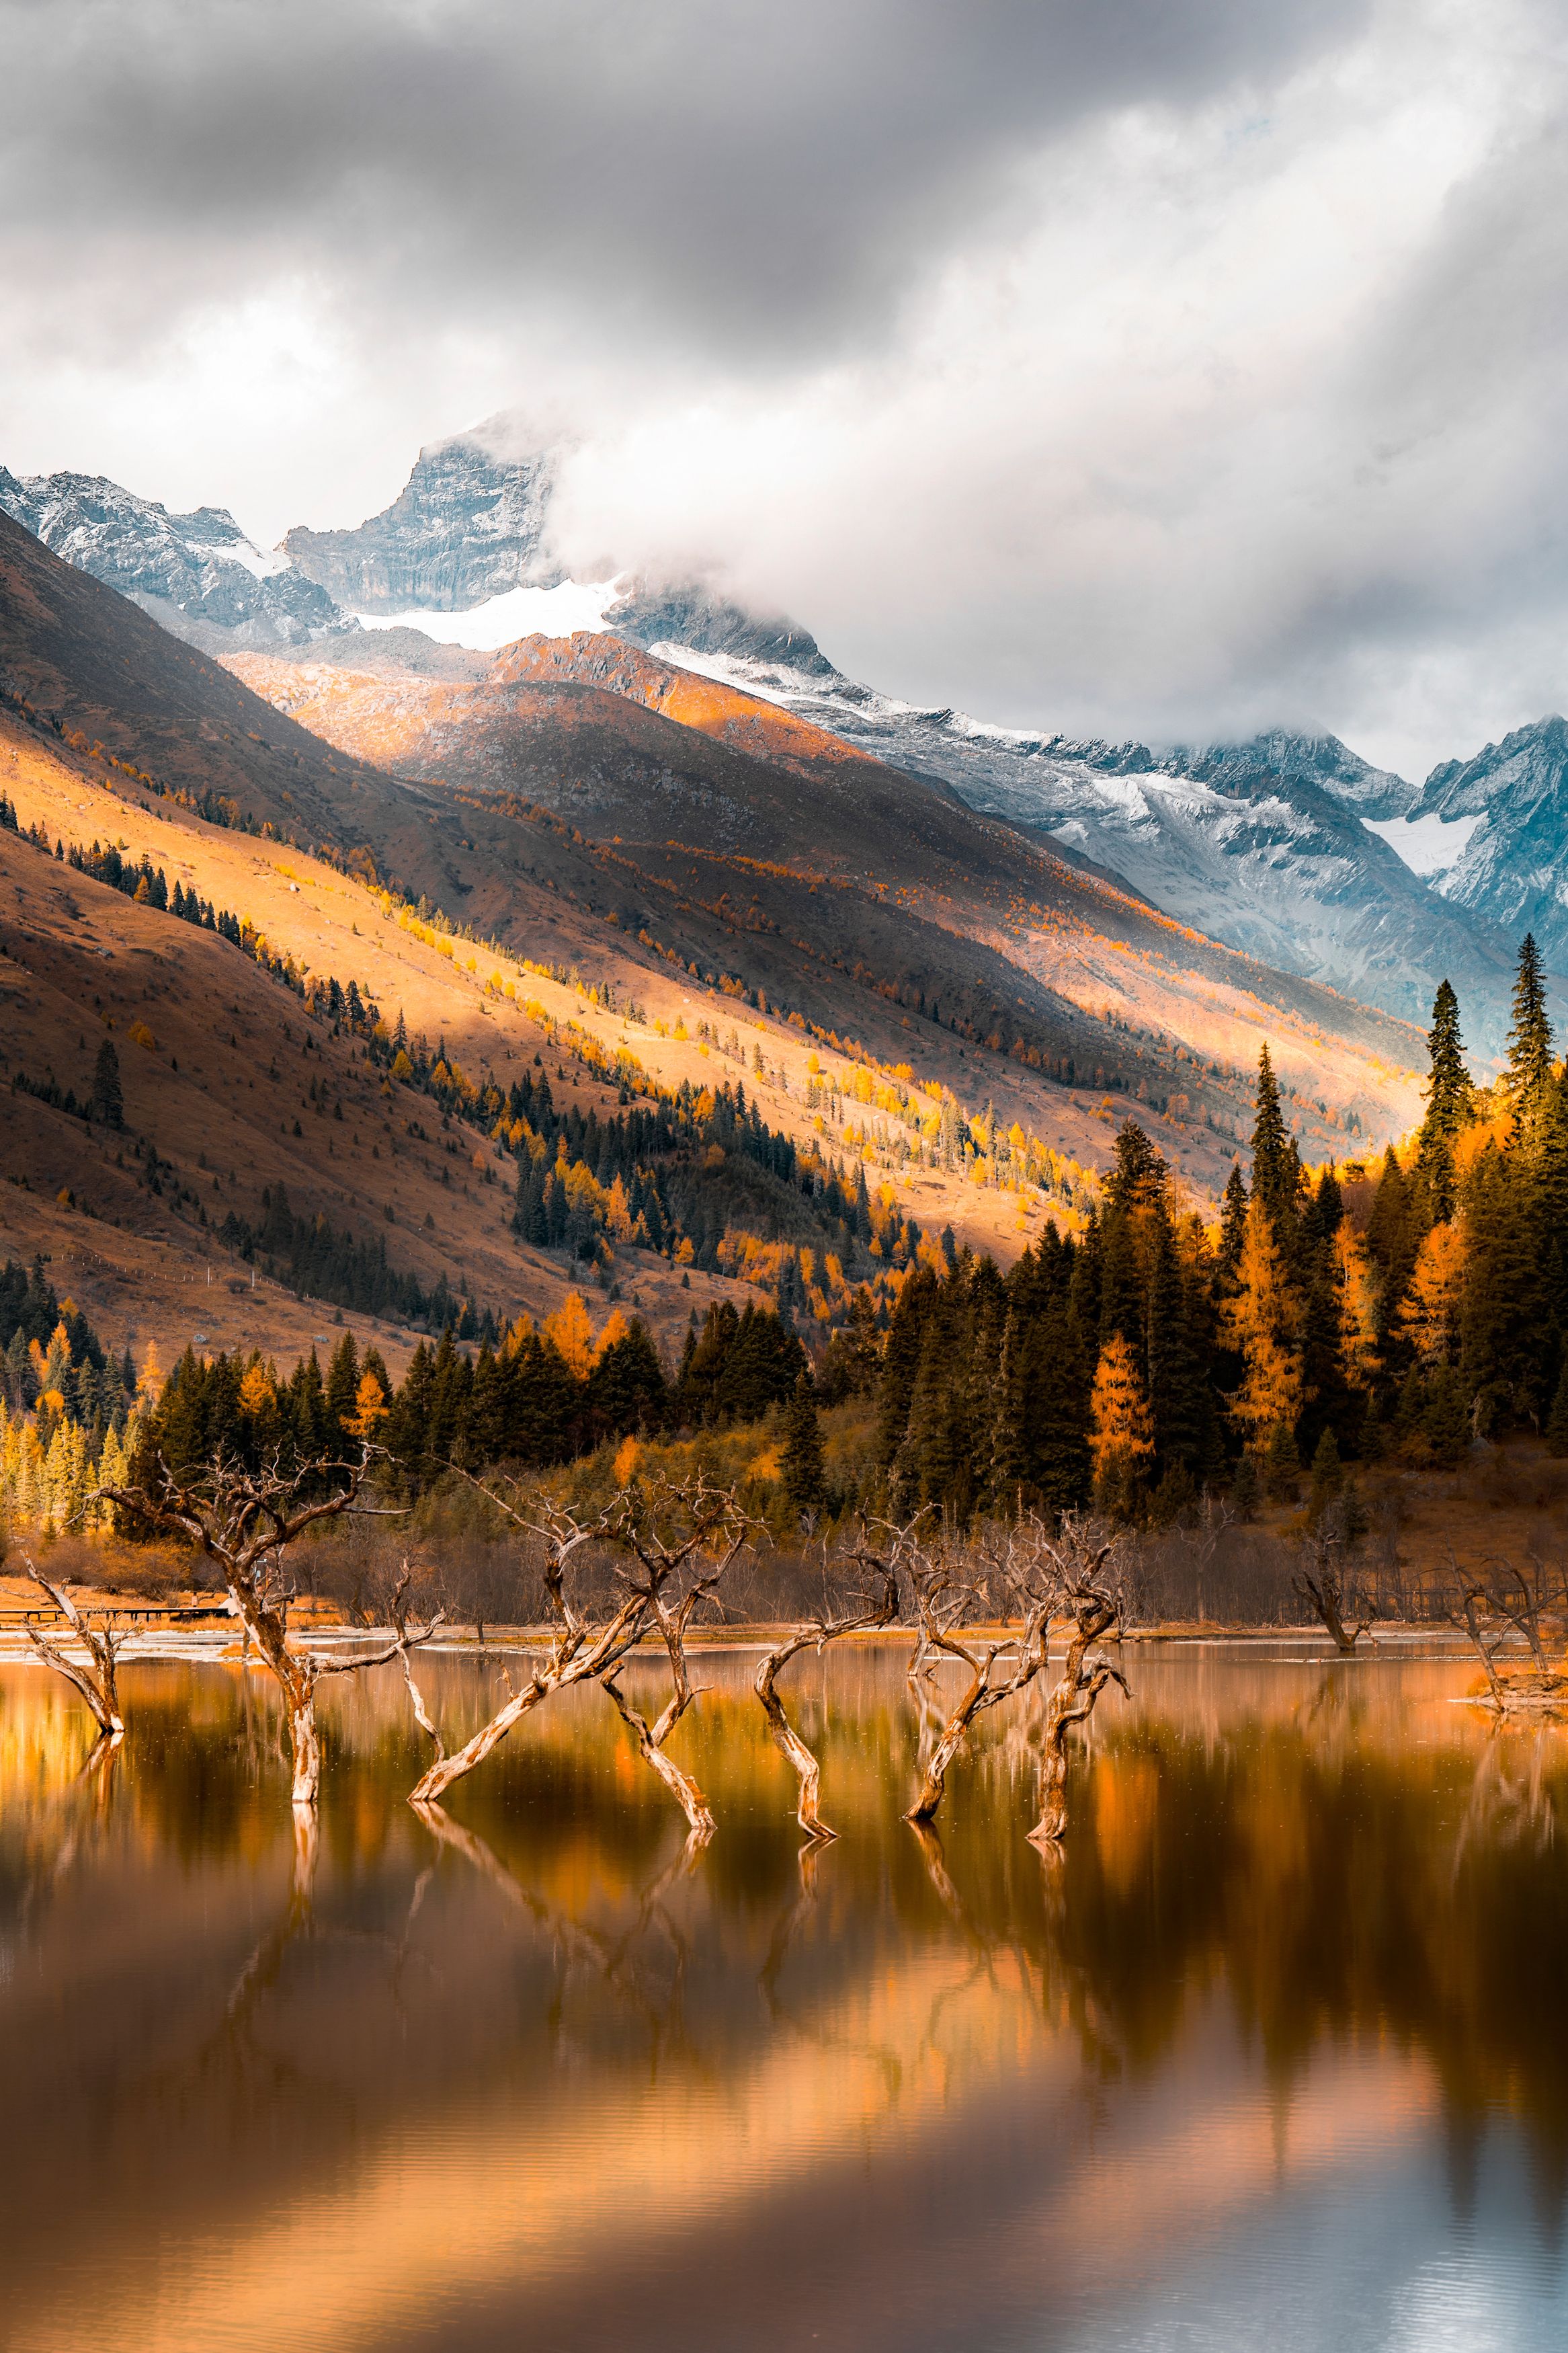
[0,724,757,1369]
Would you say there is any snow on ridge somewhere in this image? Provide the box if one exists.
[1360,811,1483,876]
[355,576,624,649]
[185,534,291,582]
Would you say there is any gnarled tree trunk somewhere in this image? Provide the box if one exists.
[905,1659,991,1823]
[1293,1558,1368,1654]
[756,1633,833,1836]
[408,1663,552,1805]
[1028,1600,1127,1848]
[22,1557,124,1739]
[755,1567,898,1840]
[604,1673,714,1839]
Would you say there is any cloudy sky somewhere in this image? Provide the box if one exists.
[3,0,1565,774]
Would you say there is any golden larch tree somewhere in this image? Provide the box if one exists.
[1331,1222,1381,1390]
[1395,1219,1468,1365]
[1223,1197,1303,1446]
[1089,1334,1156,1482]
[544,1291,595,1378]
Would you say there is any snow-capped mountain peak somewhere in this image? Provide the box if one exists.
[0,465,337,644]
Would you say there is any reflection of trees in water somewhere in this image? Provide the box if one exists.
[1009,1702,1568,2222]
[8,1647,1568,2229]
[412,1801,710,2071]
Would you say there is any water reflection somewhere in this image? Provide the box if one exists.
[1,1644,1566,2351]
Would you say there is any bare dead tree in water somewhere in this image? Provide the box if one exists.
[754,1524,903,1841]
[1030,1520,1132,1848]
[1485,1556,1559,1680]
[405,1485,651,1806]
[404,1475,751,1819]
[1292,1531,1372,1654]
[1448,1568,1512,1712]
[1448,1554,1568,1714]
[597,1478,755,1842]
[96,1449,421,1808]
[21,1554,125,1740]
[904,1518,1065,1825]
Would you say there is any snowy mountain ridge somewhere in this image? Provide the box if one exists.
[0,465,339,645]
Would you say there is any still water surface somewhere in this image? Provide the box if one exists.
[2,1641,1566,2352]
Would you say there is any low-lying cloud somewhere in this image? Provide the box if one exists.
[2,0,1565,775]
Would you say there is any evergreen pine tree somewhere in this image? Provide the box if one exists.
[1505,933,1554,1154]
[90,1037,123,1129]
[1219,1161,1249,1277]
[853,1163,872,1244]
[1249,1046,1294,1234]
[1364,1147,1419,1335]
[1460,1142,1546,1429]
[1263,1420,1301,1502]
[987,1308,1030,1508]
[1314,1164,1344,1237]
[781,1373,827,1514]
[325,1332,360,1438]
[1021,1300,1094,1512]
[1421,980,1473,1141]
[1307,1427,1342,1520]
[1413,982,1472,1222]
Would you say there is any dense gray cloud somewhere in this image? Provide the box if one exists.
[2,0,1567,775]
[1,0,1364,357]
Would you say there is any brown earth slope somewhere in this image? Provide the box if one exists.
[2,509,1424,1232]
[0,705,1108,1287]
[229,635,1428,1172]
[0,777,743,1373]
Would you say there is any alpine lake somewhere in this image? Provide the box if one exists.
[3,1636,1566,2353]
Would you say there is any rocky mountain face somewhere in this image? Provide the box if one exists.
[282,434,554,612]
[0,467,338,645]
[1407,719,1568,969]
[606,578,839,679]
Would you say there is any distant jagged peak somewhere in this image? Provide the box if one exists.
[0,461,335,643]
[282,419,565,614]
[1151,727,1415,818]
[1416,713,1568,813]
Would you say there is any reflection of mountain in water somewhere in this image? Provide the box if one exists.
[1,1646,1565,2352]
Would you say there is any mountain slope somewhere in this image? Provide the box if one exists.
[272,428,1514,1038]
[1,463,1428,1187]
[643,637,1520,1040]
[222,634,1428,1179]
[3,436,1520,1044]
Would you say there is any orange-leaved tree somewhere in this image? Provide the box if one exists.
[1331,1222,1381,1390]
[1089,1333,1155,1514]
[1223,1197,1303,1450]
[1394,1219,1468,1366]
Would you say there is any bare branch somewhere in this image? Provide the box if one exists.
[22,1554,124,1739]
[1029,1517,1132,1847]
[93,1445,381,1808]
[903,1516,1067,1825]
